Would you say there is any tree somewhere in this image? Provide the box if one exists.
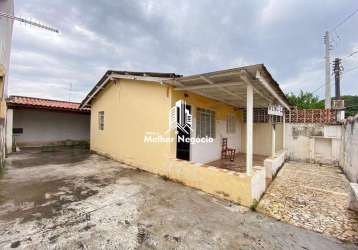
[340,95,358,117]
[285,90,324,109]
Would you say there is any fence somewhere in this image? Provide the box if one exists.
[244,108,338,124]
[286,109,338,124]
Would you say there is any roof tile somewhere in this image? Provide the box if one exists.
[7,96,90,113]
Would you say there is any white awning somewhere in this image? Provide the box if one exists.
[164,64,290,110]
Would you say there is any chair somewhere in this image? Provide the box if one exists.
[221,138,236,161]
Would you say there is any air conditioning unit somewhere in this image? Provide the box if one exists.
[332,99,345,110]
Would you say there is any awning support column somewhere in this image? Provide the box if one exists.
[282,111,286,150]
[246,84,253,176]
[271,121,276,157]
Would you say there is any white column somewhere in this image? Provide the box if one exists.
[271,122,276,157]
[6,109,13,153]
[282,112,286,150]
[246,84,253,176]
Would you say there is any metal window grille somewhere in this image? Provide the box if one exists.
[227,113,236,133]
[196,108,216,138]
[243,108,283,123]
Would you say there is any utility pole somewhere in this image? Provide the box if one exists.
[333,58,342,99]
[333,57,345,121]
[324,31,331,109]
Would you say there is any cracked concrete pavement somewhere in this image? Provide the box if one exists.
[0,148,356,249]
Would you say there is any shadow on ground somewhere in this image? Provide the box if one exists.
[0,148,356,249]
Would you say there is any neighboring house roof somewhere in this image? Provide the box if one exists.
[7,95,90,113]
[80,70,181,108]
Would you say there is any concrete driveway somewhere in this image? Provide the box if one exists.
[0,148,356,249]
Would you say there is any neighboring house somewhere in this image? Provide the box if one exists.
[6,96,90,151]
[0,0,14,166]
[80,65,290,207]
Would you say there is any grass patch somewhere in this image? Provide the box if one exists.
[250,199,259,211]
[159,175,170,181]
[158,175,184,185]
[216,191,230,198]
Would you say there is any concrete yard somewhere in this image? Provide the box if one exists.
[0,148,356,249]
[258,161,358,243]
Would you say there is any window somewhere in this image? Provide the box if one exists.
[13,128,23,134]
[98,111,104,130]
[196,108,215,138]
[227,113,236,133]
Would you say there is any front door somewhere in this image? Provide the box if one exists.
[176,103,191,161]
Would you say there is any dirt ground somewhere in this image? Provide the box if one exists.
[258,161,358,243]
[0,148,356,249]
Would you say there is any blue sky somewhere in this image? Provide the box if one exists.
[8,0,358,102]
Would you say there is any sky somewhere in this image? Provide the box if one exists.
[7,0,358,102]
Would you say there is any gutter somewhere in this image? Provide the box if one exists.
[80,73,114,109]
[255,70,290,110]
[79,73,176,109]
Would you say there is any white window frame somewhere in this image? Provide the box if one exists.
[98,111,104,130]
[196,108,216,138]
[227,113,236,134]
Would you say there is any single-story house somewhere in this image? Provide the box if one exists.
[80,64,290,207]
[6,96,90,152]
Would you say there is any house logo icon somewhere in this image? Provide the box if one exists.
[169,100,192,135]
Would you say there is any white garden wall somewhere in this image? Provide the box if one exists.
[341,116,358,182]
[285,123,342,165]
[7,109,90,148]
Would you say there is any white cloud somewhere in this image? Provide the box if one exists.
[281,57,326,95]
[259,0,289,25]
[6,0,358,103]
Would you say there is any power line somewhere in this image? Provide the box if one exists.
[331,7,358,32]
[315,7,358,100]
[311,80,331,94]
[311,78,337,95]
[346,50,358,58]
[345,65,358,73]
[311,64,358,94]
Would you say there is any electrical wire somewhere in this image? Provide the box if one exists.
[331,7,358,32]
[310,65,358,94]
[346,50,358,58]
[345,65,358,73]
[305,7,358,95]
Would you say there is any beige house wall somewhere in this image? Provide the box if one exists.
[90,79,172,175]
[168,159,262,206]
[89,78,268,206]
[171,91,243,163]
[90,80,246,170]
[0,0,14,97]
[0,0,14,167]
